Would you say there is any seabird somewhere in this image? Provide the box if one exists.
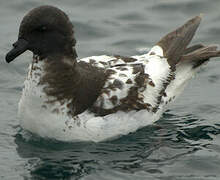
[5,6,220,142]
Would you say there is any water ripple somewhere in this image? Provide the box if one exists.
[1,0,220,179]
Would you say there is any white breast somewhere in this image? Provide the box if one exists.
[18,79,161,142]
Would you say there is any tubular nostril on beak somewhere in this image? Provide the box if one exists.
[13,41,18,48]
[5,39,29,63]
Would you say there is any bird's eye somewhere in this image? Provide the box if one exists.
[36,26,47,32]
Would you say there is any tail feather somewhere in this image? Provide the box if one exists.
[184,44,205,54]
[156,15,202,67]
[181,45,220,62]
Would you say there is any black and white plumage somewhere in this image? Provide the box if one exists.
[6,6,220,142]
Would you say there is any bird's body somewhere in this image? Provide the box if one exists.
[18,46,204,142]
[18,47,169,142]
[6,6,220,142]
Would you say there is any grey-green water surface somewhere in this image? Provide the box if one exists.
[1,0,220,179]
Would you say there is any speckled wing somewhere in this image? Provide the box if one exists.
[79,15,216,116]
[79,54,139,69]
[80,47,171,116]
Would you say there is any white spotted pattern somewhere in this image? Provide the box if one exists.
[94,65,136,109]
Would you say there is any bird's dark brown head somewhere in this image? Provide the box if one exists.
[6,5,77,63]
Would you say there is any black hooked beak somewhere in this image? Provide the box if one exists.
[5,39,29,63]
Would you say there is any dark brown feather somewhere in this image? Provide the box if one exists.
[181,45,220,62]
[40,56,107,116]
[157,15,202,67]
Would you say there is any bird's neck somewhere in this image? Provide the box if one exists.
[33,55,107,116]
[36,44,78,61]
